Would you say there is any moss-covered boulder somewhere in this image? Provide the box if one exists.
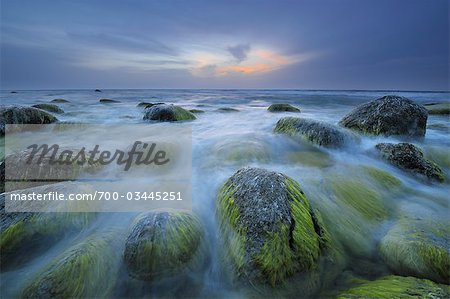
[99,98,120,103]
[143,104,196,122]
[339,95,428,137]
[216,107,239,112]
[274,117,352,148]
[50,98,69,103]
[32,103,64,114]
[217,167,334,288]
[379,218,449,284]
[0,183,96,270]
[375,143,444,182]
[0,106,58,136]
[268,103,300,113]
[424,102,450,115]
[123,211,205,281]
[337,275,450,299]
[22,231,122,298]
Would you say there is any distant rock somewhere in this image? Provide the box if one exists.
[339,95,428,137]
[216,107,239,112]
[95,89,102,92]
[274,117,353,148]
[423,102,450,115]
[189,109,205,114]
[268,103,300,112]
[0,106,58,136]
[99,98,120,103]
[375,142,444,182]
[32,104,64,114]
[124,211,204,281]
[143,104,196,122]
[10,91,17,94]
[51,98,69,103]
[137,102,164,108]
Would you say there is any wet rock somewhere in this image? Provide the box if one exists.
[216,107,239,112]
[375,143,444,182]
[22,231,121,298]
[137,102,164,108]
[189,109,205,114]
[10,91,17,94]
[339,95,428,137]
[32,103,64,114]
[211,137,270,164]
[51,98,69,103]
[424,102,450,115]
[99,98,121,103]
[337,275,450,299]
[124,211,205,281]
[216,167,335,287]
[268,103,300,113]
[0,106,58,136]
[143,104,196,122]
[95,89,102,92]
[274,117,352,148]
[379,218,449,284]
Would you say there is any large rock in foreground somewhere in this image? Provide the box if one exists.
[0,106,58,136]
[379,218,449,284]
[217,167,334,288]
[124,211,205,281]
[337,275,450,299]
[375,143,444,182]
[339,95,428,137]
[143,104,196,122]
[274,117,352,148]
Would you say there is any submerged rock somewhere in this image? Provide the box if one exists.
[267,103,300,112]
[99,98,120,103]
[375,143,444,182]
[217,167,334,287]
[339,95,428,137]
[424,102,450,115]
[124,211,205,281]
[137,102,164,108]
[32,103,64,114]
[22,231,122,298]
[189,109,205,114]
[274,117,352,148]
[337,275,450,299]
[216,107,239,112]
[143,104,196,122]
[379,218,449,284]
[51,98,69,103]
[0,106,58,136]
[95,89,102,92]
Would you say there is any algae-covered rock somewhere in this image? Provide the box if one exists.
[124,211,205,281]
[285,150,331,168]
[217,167,333,287]
[32,104,64,114]
[424,102,450,115]
[274,117,352,148]
[189,109,205,114]
[375,143,444,182]
[143,104,196,122]
[212,138,271,163]
[339,95,428,137]
[379,218,450,284]
[0,105,58,136]
[337,275,450,299]
[268,103,300,113]
[99,98,120,103]
[22,231,122,298]
[51,98,69,103]
[362,166,402,190]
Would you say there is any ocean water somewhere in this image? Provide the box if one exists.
[1,89,449,298]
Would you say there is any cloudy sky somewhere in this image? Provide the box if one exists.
[1,0,448,90]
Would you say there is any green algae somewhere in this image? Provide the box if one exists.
[363,166,402,190]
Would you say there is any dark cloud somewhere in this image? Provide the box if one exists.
[227,44,251,62]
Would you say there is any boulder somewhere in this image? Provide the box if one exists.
[137,102,164,108]
[268,103,300,113]
[0,106,58,136]
[379,218,449,284]
[337,275,450,299]
[189,109,205,114]
[94,89,102,92]
[99,98,120,103]
[216,167,334,287]
[123,211,205,281]
[51,99,69,103]
[375,143,444,182]
[274,117,352,148]
[423,102,450,115]
[22,231,121,298]
[339,95,428,137]
[32,103,64,114]
[143,104,196,122]
[216,107,239,112]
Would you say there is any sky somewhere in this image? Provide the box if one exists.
[0,0,448,90]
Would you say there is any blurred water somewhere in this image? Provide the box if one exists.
[1,89,449,298]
